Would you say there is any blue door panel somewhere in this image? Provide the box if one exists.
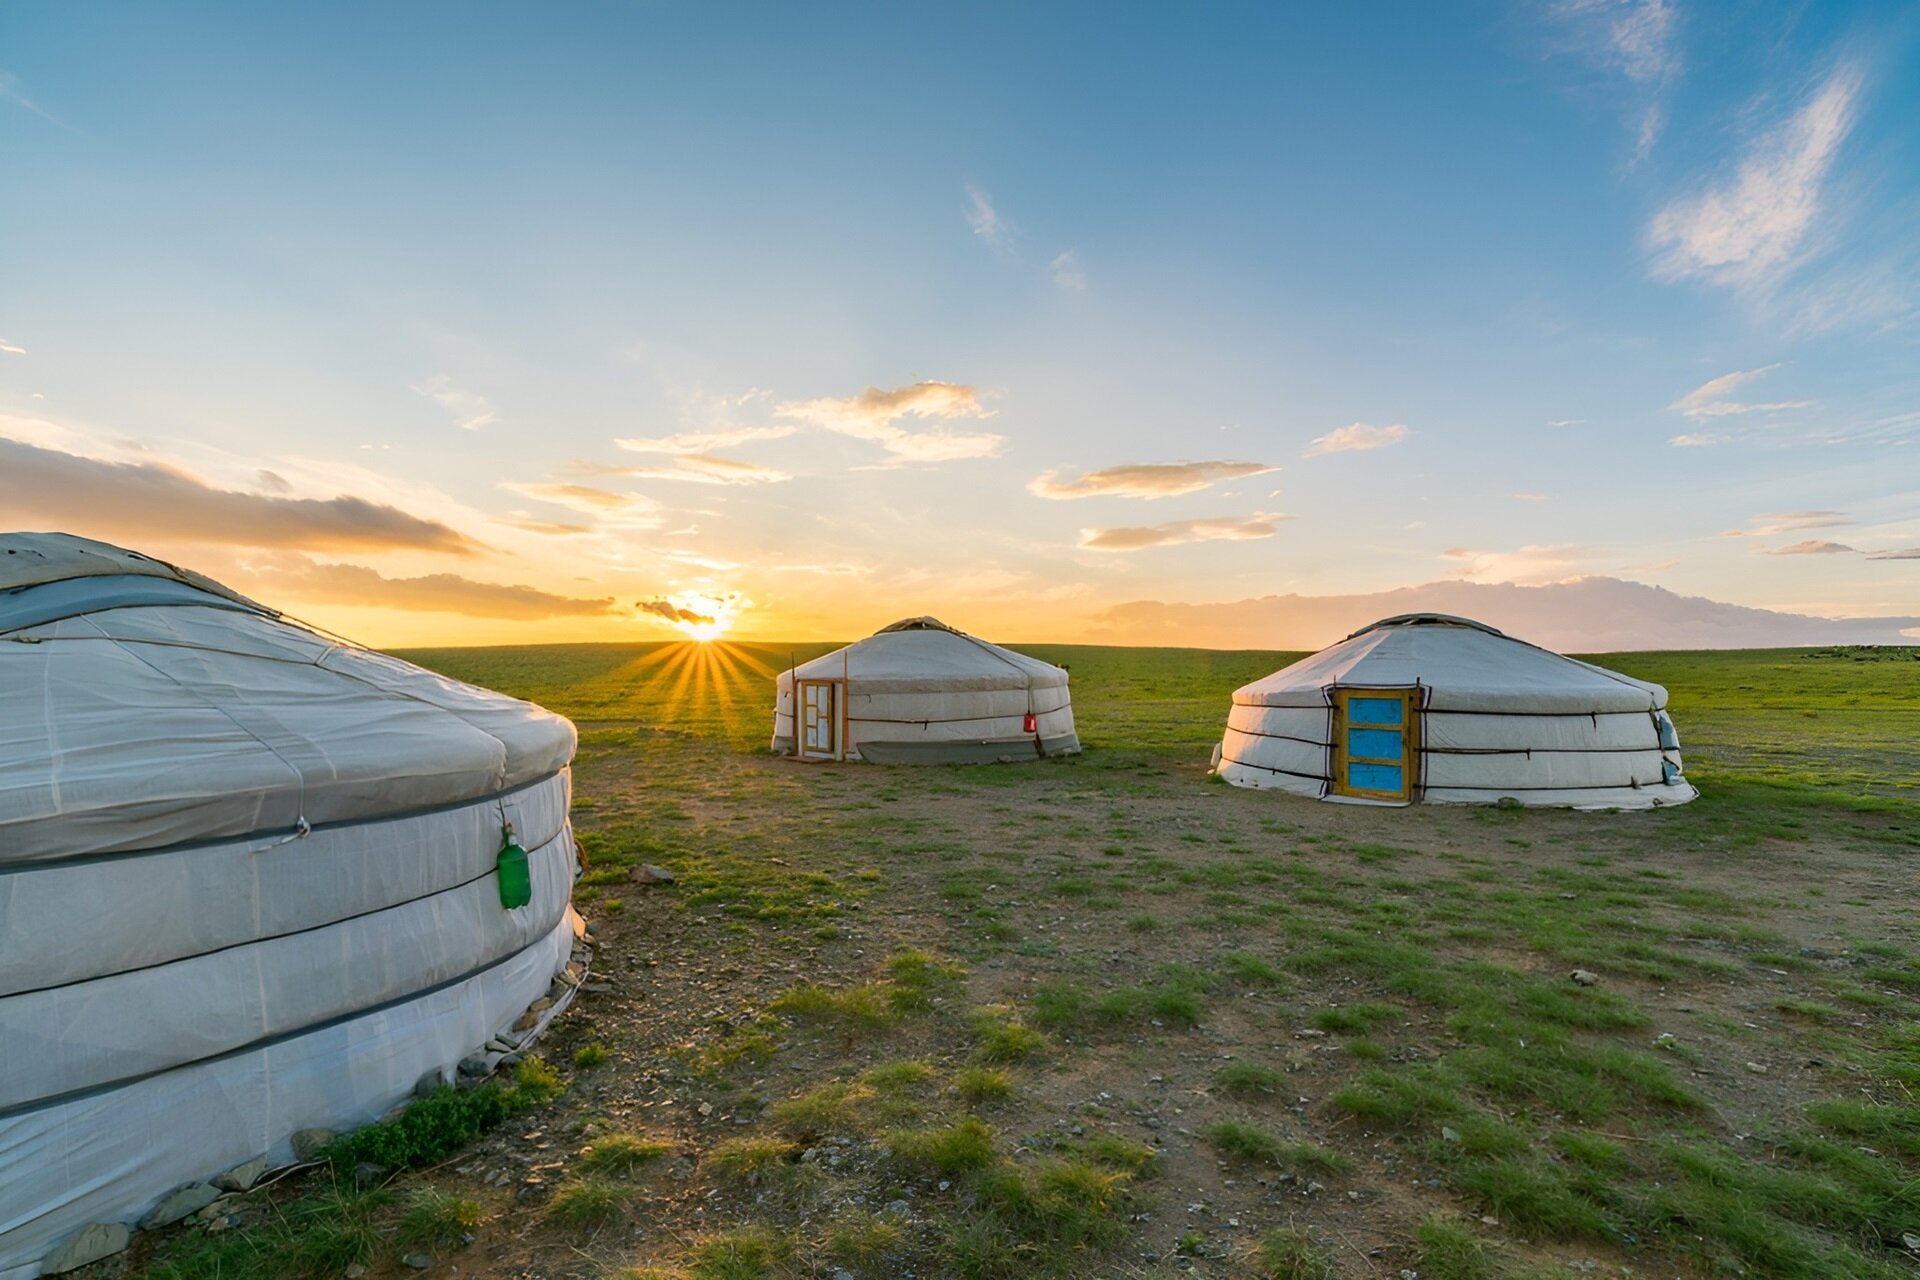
[1348,762,1403,792]
[1348,728,1402,759]
[1347,697,1404,726]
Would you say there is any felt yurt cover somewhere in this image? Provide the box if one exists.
[772,617,1079,763]
[1213,614,1696,809]
[0,533,585,1277]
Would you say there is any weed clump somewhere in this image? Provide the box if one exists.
[320,1059,562,1173]
[970,1006,1046,1062]
[1257,1226,1332,1278]
[1202,1120,1351,1174]
[886,1117,997,1177]
[578,1132,673,1176]
[546,1177,632,1230]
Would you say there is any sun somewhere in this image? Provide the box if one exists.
[646,589,740,642]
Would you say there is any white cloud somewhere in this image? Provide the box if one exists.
[0,71,68,128]
[498,482,663,528]
[1864,547,1920,560]
[1441,543,1597,584]
[411,375,499,430]
[965,183,1010,247]
[1546,419,1586,428]
[1302,422,1408,457]
[1049,250,1086,291]
[1669,432,1730,447]
[614,425,797,455]
[1029,460,1277,501]
[1079,512,1290,552]
[1670,364,1812,417]
[1543,1,1681,162]
[1760,539,1856,555]
[1734,511,1849,537]
[1564,0,1680,83]
[598,454,791,486]
[0,340,23,355]
[777,381,1003,466]
[1648,62,1865,285]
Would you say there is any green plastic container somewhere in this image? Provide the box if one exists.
[497,832,532,910]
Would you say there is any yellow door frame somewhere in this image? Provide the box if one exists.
[796,678,844,761]
[1329,688,1419,801]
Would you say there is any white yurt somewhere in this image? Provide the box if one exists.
[1212,614,1696,809]
[0,533,585,1278]
[771,617,1079,763]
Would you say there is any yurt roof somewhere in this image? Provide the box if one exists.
[785,617,1066,693]
[0,533,575,863]
[1,531,271,617]
[1235,614,1668,714]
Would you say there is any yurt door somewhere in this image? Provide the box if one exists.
[797,680,841,760]
[1330,689,1418,801]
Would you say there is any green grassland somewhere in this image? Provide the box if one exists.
[136,641,1920,1280]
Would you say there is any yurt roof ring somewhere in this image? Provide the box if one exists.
[1343,613,1506,640]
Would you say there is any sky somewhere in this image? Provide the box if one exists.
[2,1,1917,649]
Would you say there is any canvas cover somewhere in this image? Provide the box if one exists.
[771,618,1078,761]
[1215,615,1696,809]
[0,533,582,1277]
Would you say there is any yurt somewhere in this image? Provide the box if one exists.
[1212,614,1696,809]
[0,533,585,1278]
[771,617,1079,763]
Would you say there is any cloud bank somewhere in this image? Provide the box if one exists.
[1087,577,1919,652]
[0,437,478,555]
[261,560,615,619]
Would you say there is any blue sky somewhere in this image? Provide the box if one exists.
[2,1,1916,645]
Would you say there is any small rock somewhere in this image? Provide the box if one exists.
[584,983,613,994]
[416,1068,447,1098]
[513,1011,538,1032]
[1305,1180,1325,1195]
[1441,1126,1462,1143]
[43,1222,132,1274]
[457,1055,490,1078]
[1295,1029,1328,1039]
[140,1183,221,1228]
[354,1163,390,1191]
[632,864,676,884]
[401,1251,434,1269]
[1901,1231,1920,1254]
[345,1266,369,1279]
[885,1198,911,1216]
[1744,1061,1769,1075]
[1570,969,1599,987]
[214,1156,268,1192]
[290,1128,335,1161]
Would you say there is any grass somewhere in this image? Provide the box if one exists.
[393,1189,485,1248]
[1217,1060,1289,1096]
[546,1177,632,1230]
[578,1132,674,1175]
[885,1117,998,1176]
[365,638,1920,1280]
[1257,1227,1333,1279]
[705,1137,801,1188]
[1202,1120,1352,1175]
